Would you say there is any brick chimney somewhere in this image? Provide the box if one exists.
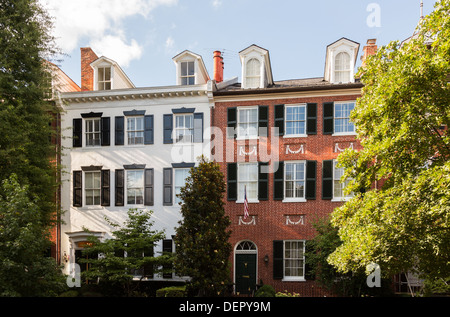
[361,39,377,67]
[80,47,99,91]
[213,51,224,83]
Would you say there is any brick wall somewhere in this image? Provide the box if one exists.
[213,92,362,296]
[80,47,98,91]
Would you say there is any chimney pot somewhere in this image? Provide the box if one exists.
[213,50,224,83]
[80,47,99,91]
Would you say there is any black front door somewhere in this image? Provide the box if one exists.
[235,254,257,295]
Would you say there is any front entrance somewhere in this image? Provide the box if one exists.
[234,241,257,295]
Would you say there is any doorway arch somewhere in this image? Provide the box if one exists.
[234,240,257,295]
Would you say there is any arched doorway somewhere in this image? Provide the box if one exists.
[234,240,257,295]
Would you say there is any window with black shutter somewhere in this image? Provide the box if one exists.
[144,168,154,206]
[193,112,203,143]
[273,162,284,200]
[101,169,110,206]
[258,105,268,137]
[258,162,269,200]
[144,115,154,145]
[162,239,173,278]
[115,116,124,145]
[73,118,82,147]
[115,169,124,206]
[274,104,284,136]
[163,114,173,144]
[163,168,173,205]
[305,161,317,200]
[227,107,237,139]
[227,163,237,201]
[322,160,333,199]
[306,103,317,135]
[73,171,82,206]
[323,102,334,134]
[273,240,284,280]
[101,117,110,146]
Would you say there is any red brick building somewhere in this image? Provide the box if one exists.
[211,38,377,296]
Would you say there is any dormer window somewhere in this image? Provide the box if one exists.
[181,61,195,85]
[98,67,111,90]
[334,52,351,83]
[245,58,261,89]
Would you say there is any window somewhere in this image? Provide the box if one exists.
[284,240,305,280]
[127,170,144,205]
[98,67,111,90]
[334,102,355,134]
[285,105,306,136]
[285,162,305,200]
[334,52,350,83]
[333,160,353,200]
[238,163,258,201]
[181,61,195,85]
[85,118,101,146]
[127,117,144,145]
[174,168,190,204]
[175,114,193,143]
[237,107,258,139]
[245,58,261,88]
[85,171,101,205]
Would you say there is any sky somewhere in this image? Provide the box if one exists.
[40,0,437,88]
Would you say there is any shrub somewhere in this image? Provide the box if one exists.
[254,285,276,297]
[156,286,187,297]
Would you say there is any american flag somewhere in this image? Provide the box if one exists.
[244,186,249,220]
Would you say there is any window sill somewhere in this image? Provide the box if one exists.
[236,200,259,204]
[283,134,307,138]
[236,136,259,141]
[282,198,307,203]
[282,277,306,282]
[332,132,356,137]
[331,197,353,202]
[77,206,104,211]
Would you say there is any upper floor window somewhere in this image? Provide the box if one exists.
[245,58,261,89]
[237,107,258,139]
[334,52,351,83]
[174,168,190,205]
[285,161,305,200]
[333,160,354,200]
[238,163,258,202]
[126,170,144,205]
[85,118,101,146]
[334,102,355,134]
[285,105,306,136]
[175,114,193,143]
[181,61,195,85]
[98,67,111,90]
[127,117,144,145]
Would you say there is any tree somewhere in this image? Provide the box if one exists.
[328,0,450,281]
[174,156,232,297]
[81,209,170,297]
[0,174,66,296]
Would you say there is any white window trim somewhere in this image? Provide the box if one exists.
[332,101,357,136]
[242,54,264,89]
[84,170,101,207]
[126,116,145,146]
[85,118,101,147]
[174,113,194,144]
[94,65,114,91]
[236,162,259,204]
[282,160,307,203]
[236,106,259,140]
[331,159,354,202]
[125,169,145,206]
[282,240,306,282]
[180,61,196,86]
[284,104,307,138]
[174,168,190,205]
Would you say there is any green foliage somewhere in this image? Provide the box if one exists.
[174,156,232,297]
[328,0,450,281]
[156,285,186,297]
[0,175,66,296]
[254,284,276,297]
[81,209,171,297]
[275,291,301,297]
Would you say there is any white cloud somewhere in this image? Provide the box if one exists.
[212,0,222,9]
[165,36,176,54]
[40,0,178,66]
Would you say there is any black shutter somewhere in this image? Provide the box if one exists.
[193,112,203,143]
[306,103,317,135]
[73,118,82,148]
[115,169,124,206]
[162,240,173,278]
[258,162,269,201]
[101,169,110,206]
[73,171,82,207]
[143,246,154,277]
[101,117,110,146]
[163,114,173,144]
[305,161,317,200]
[323,102,334,135]
[227,107,237,139]
[273,162,284,200]
[322,160,333,200]
[274,104,284,136]
[144,115,154,145]
[163,168,173,205]
[258,105,268,137]
[273,240,284,280]
[115,116,124,145]
[227,163,237,201]
[144,168,154,206]
[304,241,316,280]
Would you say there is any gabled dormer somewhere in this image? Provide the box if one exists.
[239,45,274,89]
[172,50,209,86]
[91,56,135,91]
[324,38,360,84]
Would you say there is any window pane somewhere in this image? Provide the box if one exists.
[98,67,104,81]
[188,61,194,76]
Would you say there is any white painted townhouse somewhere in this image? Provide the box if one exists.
[57,48,214,282]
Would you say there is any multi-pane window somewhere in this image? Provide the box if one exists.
[85,171,101,205]
[238,163,258,201]
[127,170,144,205]
[175,114,193,143]
[334,102,355,134]
[237,107,258,138]
[181,61,195,85]
[285,162,305,199]
[334,52,351,83]
[333,160,354,199]
[98,67,111,90]
[285,105,306,136]
[174,168,190,204]
[85,118,101,146]
[127,117,144,145]
[284,240,305,279]
[245,58,261,88]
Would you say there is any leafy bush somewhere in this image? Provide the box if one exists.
[276,291,301,297]
[254,285,276,297]
[156,286,187,297]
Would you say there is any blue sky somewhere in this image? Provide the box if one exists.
[41,0,437,88]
